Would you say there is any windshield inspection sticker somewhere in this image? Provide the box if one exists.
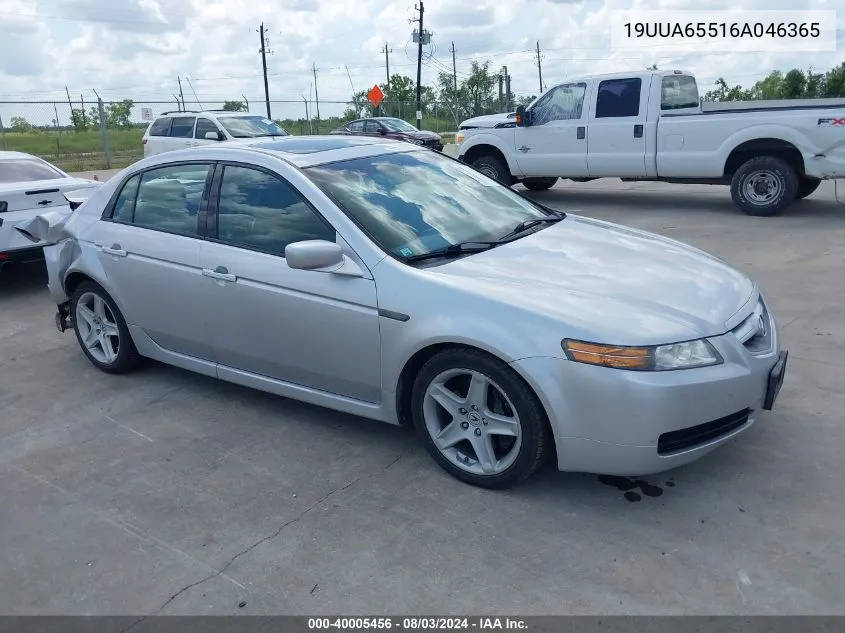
[818,118,845,126]
[399,247,414,257]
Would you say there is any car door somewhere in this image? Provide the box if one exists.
[144,117,172,156]
[586,76,650,177]
[199,162,382,403]
[166,116,197,152]
[194,117,224,147]
[514,82,590,177]
[95,162,215,360]
[363,120,385,138]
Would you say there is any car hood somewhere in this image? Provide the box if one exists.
[459,113,515,129]
[426,215,755,344]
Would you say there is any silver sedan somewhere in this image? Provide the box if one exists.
[25,136,788,489]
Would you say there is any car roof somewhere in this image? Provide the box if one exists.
[0,150,41,161]
[152,135,421,169]
[155,110,260,119]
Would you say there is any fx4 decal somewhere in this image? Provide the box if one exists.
[818,117,845,127]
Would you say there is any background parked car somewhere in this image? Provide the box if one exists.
[142,110,290,157]
[331,117,444,151]
[0,151,100,267]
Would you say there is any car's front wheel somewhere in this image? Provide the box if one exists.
[411,348,549,489]
[522,177,558,191]
[471,154,513,185]
[70,281,140,374]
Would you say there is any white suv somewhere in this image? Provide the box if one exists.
[142,110,290,157]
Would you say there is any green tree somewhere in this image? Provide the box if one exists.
[516,94,537,107]
[223,100,248,112]
[10,116,32,132]
[70,108,89,132]
[462,61,498,117]
[820,62,845,97]
[703,78,752,102]
[106,99,134,128]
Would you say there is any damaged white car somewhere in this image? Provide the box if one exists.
[0,151,100,268]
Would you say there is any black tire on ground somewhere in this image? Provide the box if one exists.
[730,155,798,217]
[70,281,141,374]
[471,154,513,186]
[410,347,550,489]
[522,177,558,191]
[796,177,821,200]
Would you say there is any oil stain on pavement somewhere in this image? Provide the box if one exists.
[598,475,673,502]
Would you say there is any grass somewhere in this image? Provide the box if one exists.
[1,116,459,173]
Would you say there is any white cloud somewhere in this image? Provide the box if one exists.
[0,0,841,122]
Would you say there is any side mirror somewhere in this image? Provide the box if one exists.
[515,105,528,127]
[285,240,344,271]
[205,131,222,141]
[378,127,388,135]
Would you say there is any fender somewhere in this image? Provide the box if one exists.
[458,131,524,177]
[717,123,814,173]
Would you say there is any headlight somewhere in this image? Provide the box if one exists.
[411,138,425,145]
[561,338,722,371]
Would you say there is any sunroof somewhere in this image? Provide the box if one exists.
[248,137,378,154]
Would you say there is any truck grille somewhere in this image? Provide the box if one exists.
[657,408,752,455]
[731,299,773,355]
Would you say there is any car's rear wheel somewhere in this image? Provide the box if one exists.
[411,348,548,489]
[471,154,513,185]
[70,281,140,374]
[522,177,558,191]
[730,156,798,217]
[796,177,821,200]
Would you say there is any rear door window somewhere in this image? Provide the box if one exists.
[348,121,365,133]
[168,117,196,138]
[595,78,642,118]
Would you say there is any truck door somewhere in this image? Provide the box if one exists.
[587,76,650,177]
[513,82,590,178]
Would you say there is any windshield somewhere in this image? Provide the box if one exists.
[0,158,65,184]
[661,75,700,110]
[304,150,550,260]
[381,118,418,133]
[217,116,289,138]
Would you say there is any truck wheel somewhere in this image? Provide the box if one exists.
[730,156,798,217]
[472,154,513,185]
[796,177,821,200]
[522,177,558,191]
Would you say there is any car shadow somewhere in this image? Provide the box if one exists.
[0,261,48,298]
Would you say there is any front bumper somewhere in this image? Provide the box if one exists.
[511,332,785,477]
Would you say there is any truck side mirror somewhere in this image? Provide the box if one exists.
[515,105,529,127]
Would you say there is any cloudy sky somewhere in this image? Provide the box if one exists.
[0,0,842,122]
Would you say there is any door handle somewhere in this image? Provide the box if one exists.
[576,126,586,140]
[633,124,644,138]
[202,266,236,283]
[101,244,127,257]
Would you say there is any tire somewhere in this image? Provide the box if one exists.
[522,177,558,191]
[471,154,513,185]
[796,177,821,200]
[70,281,140,374]
[730,155,798,217]
[410,347,549,489]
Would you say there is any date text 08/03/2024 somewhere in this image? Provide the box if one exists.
[307,617,529,630]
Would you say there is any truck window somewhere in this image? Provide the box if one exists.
[595,78,641,118]
[530,83,587,126]
[661,75,700,110]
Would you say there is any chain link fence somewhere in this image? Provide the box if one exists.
[0,98,466,173]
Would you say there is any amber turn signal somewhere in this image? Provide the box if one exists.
[562,339,652,370]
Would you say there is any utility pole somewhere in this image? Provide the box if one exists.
[313,63,321,124]
[381,43,392,91]
[535,40,544,93]
[177,76,185,111]
[505,68,512,111]
[450,41,457,93]
[258,23,272,119]
[411,1,425,129]
[498,70,504,112]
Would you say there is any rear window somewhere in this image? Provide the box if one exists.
[148,118,172,136]
[0,159,64,184]
[661,75,700,110]
[168,117,196,138]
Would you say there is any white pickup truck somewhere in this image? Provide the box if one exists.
[455,70,845,216]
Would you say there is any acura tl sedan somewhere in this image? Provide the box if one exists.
[21,136,787,489]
